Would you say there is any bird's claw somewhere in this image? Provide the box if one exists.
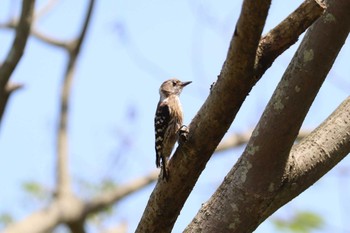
[178,125,189,144]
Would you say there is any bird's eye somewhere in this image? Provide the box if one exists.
[172,81,177,86]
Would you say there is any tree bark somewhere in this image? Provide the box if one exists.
[185,0,350,232]
[0,0,34,125]
[135,0,271,232]
[265,96,350,217]
[136,0,324,232]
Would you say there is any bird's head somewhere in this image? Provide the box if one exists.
[159,78,192,99]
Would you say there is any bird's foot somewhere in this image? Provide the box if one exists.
[178,125,189,145]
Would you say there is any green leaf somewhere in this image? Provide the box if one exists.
[272,211,324,233]
[22,181,48,200]
[0,213,13,226]
[100,179,118,192]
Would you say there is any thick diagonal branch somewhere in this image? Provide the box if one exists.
[136,0,324,232]
[136,0,272,232]
[185,0,349,232]
[0,0,34,124]
[265,96,350,215]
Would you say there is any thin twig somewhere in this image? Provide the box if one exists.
[85,170,158,214]
[34,0,59,21]
[0,17,70,49]
[32,28,70,48]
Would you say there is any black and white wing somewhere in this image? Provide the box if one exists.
[154,102,170,168]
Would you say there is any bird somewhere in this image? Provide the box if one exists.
[154,78,191,180]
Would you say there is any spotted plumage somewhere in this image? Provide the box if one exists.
[154,78,191,180]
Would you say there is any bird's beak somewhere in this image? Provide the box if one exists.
[181,81,192,87]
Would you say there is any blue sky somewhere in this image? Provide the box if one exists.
[0,0,349,232]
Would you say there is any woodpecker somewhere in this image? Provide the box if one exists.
[154,78,191,180]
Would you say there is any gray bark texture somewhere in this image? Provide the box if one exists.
[184,0,350,232]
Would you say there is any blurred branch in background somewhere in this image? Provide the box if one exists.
[1,1,162,233]
[55,0,95,200]
[0,0,35,126]
[3,171,157,233]
[101,222,127,233]
[34,0,59,21]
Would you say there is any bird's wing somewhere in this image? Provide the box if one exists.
[154,102,170,167]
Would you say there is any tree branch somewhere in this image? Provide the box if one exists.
[0,0,35,125]
[0,83,24,125]
[0,20,70,49]
[0,1,157,232]
[3,171,156,233]
[85,171,158,214]
[34,0,59,21]
[0,0,34,88]
[56,0,95,198]
[101,222,127,233]
[3,201,61,233]
[255,0,325,79]
[67,219,86,233]
[185,0,349,231]
[136,0,324,232]
[32,28,70,48]
[136,0,272,232]
[3,196,87,233]
[264,96,350,217]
